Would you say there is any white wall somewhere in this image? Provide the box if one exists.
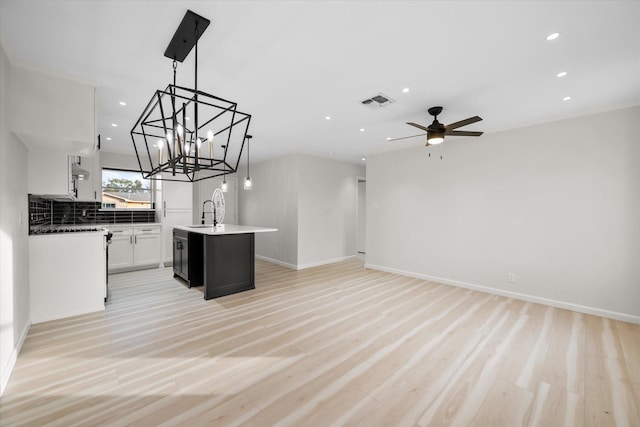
[366,106,640,322]
[193,177,238,225]
[0,41,31,395]
[296,155,365,268]
[238,154,299,268]
[237,153,365,269]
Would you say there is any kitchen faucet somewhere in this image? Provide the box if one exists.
[201,199,217,226]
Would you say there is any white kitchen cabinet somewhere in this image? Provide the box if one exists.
[162,176,193,209]
[28,151,75,197]
[9,64,96,156]
[160,176,194,264]
[76,148,101,201]
[108,227,134,270]
[108,225,161,271]
[133,226,161,266]
[29,232,106,323]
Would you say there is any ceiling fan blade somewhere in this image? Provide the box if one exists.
[387,133,426,142]
[446,116,482,130]
[445,130,484,137]
[406,122,430,132]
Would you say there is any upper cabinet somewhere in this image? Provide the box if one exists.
[28,141,101,199]
[9,64,97,156]
[161,174,193,210]
[27,151,75,197]
[75,146,102,201]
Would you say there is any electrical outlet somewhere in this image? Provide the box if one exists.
[508,273,516,283]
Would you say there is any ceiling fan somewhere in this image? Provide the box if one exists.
[389,106,483,145]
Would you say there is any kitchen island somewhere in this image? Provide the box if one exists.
[173,224,277,299]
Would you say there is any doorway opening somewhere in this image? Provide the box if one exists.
[356,177,366,256]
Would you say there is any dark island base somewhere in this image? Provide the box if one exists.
[203,233,255,300]
[173,230,203,287]
[173,228,255,300]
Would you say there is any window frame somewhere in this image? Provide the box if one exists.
[101,168,154,210]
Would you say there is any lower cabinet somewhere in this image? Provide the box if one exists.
[109,229,134,269]
[162,209,193,264]
[173,229,189,280]
[173,228,203,287]
[108,225,161,272]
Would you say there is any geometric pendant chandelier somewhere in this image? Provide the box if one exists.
[131,10,252,182]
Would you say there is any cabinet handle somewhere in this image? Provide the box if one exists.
[141,229,152,232]
[112,230,123,233]
[129,236,133,244]
[135,236,137,244]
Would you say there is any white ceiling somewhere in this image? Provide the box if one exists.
[1,0,639,165]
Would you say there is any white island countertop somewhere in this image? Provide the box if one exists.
[174,224,278,235]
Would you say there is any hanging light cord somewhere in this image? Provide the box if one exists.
[172,60,177,85]
[194,23,199,146]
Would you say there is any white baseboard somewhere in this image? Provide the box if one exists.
[256,254,358,271]
[297,255,357,270]
[1,320,31,396]
[365,263,640,325]
[255,255,297,270]
[31,304,105,325]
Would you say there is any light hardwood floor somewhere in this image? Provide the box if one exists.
[1,259,639,426]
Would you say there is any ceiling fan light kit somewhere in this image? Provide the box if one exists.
[391,105,483,149]
[130,10,252,183]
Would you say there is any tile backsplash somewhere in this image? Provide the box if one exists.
[29,195,158,234]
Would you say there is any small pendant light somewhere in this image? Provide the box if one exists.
[221,144,228,192]
[243,135,253,190]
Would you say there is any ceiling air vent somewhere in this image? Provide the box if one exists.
[360,93,396,110]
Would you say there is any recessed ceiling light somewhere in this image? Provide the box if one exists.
[360,128,365,132]
[562,96,571,101]
[106,137,112,141]
[185,117,190,121]
[111,123,117,127]
[119,101,126,106]
[546,32,560,41]
[402,88,410,93]
[386,137,391,141]
[325,116,331,120]
[361,157,366,161]
[557,71,568,78]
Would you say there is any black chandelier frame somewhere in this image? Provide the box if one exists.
[131,10,252,183]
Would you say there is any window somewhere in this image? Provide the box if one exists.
[102,169,153,209]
